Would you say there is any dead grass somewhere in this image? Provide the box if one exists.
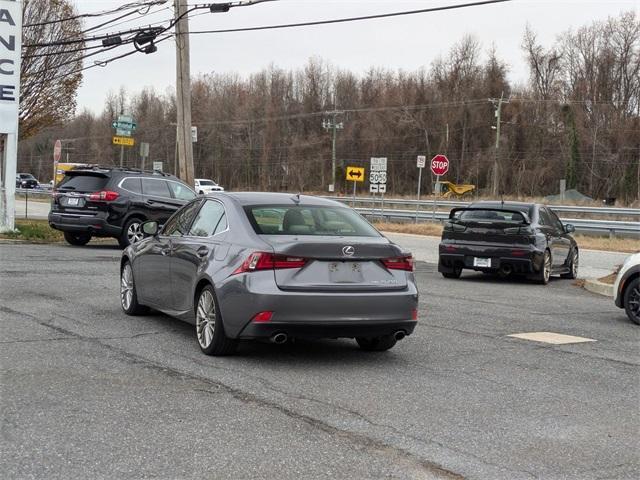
[574,235,640,254]
[374,222,443,237]
[598,273,617,285]
[373,222,638,254]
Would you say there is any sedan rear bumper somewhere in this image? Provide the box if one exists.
[438,243,544,274]
[217,271,419,339]
[239,320,417,340]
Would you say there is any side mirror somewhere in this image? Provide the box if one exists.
[565,224,575,234]
[142,221,159,237]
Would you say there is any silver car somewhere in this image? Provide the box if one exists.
[120,193,418,355]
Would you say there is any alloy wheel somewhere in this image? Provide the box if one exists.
[120,263,134,311]
[571,250,579,277]
[629,284,640,321]
[543,252,551,283]
[127,222,144,244]
[196,290,216,348]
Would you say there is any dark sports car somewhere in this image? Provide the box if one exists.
[120,193,418,355]
[438,201,578,284]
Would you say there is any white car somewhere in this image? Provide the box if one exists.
[614,252,640,325]
[194,178,224,194]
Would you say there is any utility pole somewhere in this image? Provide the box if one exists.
[174,0,195,186]
[322,111,343,193]
[489,92,508,197]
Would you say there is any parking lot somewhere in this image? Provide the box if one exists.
[1,241,638,479]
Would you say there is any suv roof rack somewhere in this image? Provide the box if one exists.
[72,165,172,177]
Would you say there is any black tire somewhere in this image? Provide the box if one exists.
[623,277,640,325]
[534,250,552,285]
[120,261,149,315]
[195,285,237,355]
[561,248,579,279]
[63,231,91,246]
[356,335,397,352]
[198,190,204,195]
[118,217,145,249]
[441,266,462,279]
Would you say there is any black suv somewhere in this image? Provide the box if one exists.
[49,166,197,248]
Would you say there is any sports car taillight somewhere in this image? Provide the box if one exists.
[89,190,119,202]
[381,256,414,272]
[232,252,307,274]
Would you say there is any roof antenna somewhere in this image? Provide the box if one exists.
[500,191,505,208]
[292,193,301,205]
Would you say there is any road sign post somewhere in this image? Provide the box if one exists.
[346,166,364,207]
[416,155,426,223]
[430,154,449,220]
[370,157,388,220]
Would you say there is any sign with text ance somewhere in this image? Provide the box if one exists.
[0,1,22,134]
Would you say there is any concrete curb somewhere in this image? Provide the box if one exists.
[584,278,614,297]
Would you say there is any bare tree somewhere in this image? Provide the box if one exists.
[20,0,84,138]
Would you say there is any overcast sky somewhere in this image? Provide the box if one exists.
[74,0,639,114]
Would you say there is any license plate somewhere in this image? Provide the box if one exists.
[67,197,79,206]
[328,262,363,283]
[473,257,491,268]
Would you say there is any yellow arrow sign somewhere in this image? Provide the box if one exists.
[113,136,135,147]
[346,166,365,182]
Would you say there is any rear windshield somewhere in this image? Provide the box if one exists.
[458,209,528,223]
[58,174,109,192]
[198,180,215,186]
[245,205,381,237]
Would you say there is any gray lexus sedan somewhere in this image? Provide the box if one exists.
[120,192,418,355]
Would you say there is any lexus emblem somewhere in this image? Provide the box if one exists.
[342,246,355,257]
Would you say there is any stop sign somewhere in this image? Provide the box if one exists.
[430,154,449,176]
[53,139,62,163]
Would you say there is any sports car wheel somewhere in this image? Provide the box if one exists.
[535,250,551,285]
[561,248,579,279]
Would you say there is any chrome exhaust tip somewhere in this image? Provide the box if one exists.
[271,333,288,344]
[394,331,406,341]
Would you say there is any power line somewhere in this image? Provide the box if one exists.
[188,0,512,35]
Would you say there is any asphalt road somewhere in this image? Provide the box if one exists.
[1,242,638,480]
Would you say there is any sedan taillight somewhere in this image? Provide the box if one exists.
[89,190,119,202]
[233,252,307,274]
[381,256,414,272]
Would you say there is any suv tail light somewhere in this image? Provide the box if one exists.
[381,256,414,272]
[233,252,307,274]
[89,190,119,202]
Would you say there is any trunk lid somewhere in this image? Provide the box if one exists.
[263,235,410,292]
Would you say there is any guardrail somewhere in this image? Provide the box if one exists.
[324,196,639,238]
[323,196,640,217]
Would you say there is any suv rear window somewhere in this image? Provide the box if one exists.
[58,174,109,192]
[245,205,380,237]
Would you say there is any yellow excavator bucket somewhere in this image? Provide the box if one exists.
[440,181,476,198]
